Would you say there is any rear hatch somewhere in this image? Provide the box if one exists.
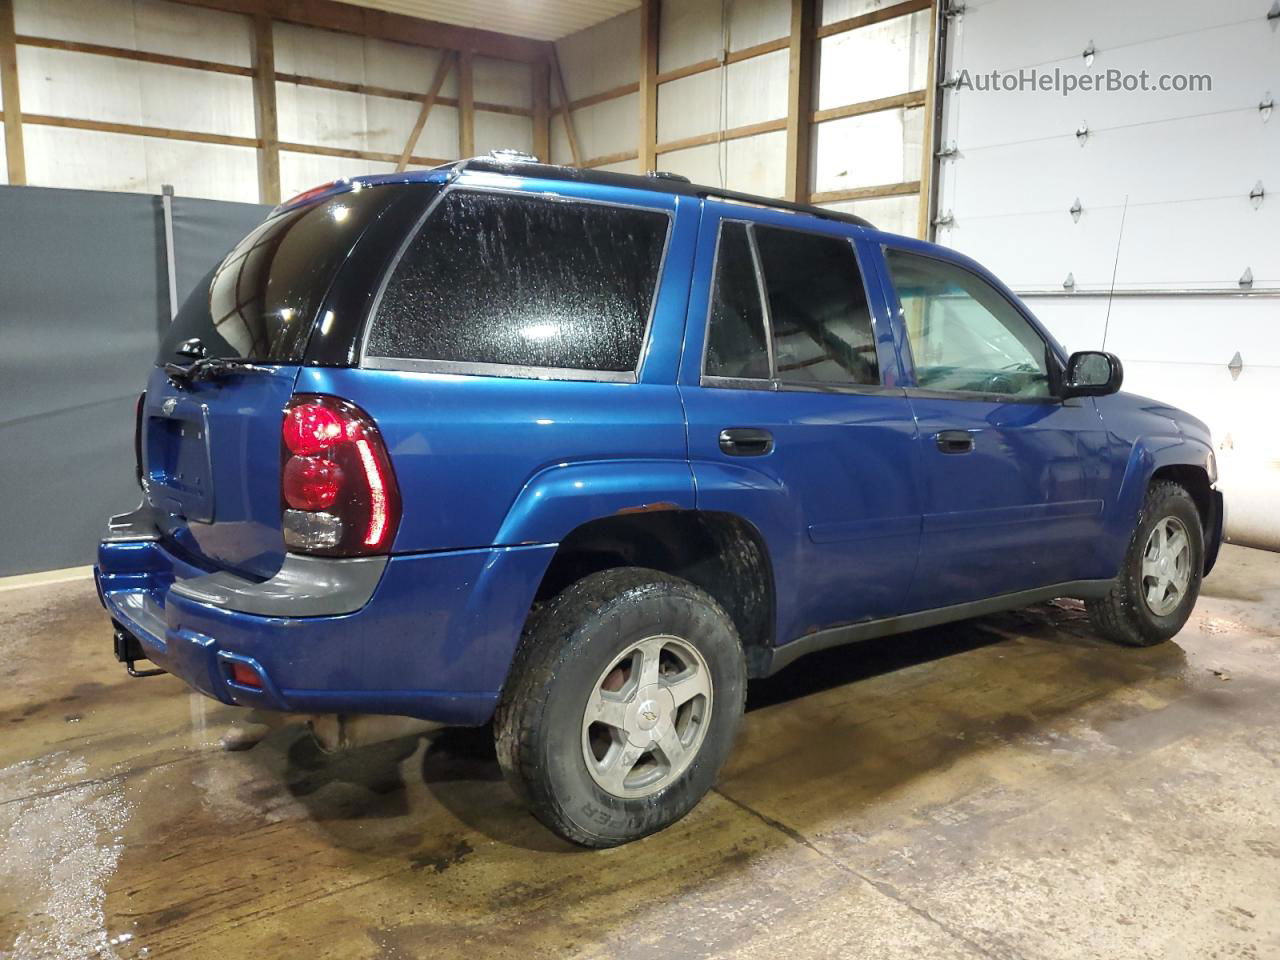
[142,185,407,580]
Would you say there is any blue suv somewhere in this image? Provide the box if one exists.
[97,155,1224,846]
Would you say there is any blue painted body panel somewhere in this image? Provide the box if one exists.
[96,167,1225,725]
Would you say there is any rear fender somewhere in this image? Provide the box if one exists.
[494,459,696,546]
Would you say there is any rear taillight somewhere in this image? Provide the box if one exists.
[134,391,146,489]
[281,395,401,556]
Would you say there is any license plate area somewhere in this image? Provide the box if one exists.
[146,398,215,522]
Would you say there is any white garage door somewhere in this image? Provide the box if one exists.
[932,0,1280,548]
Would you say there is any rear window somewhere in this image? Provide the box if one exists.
[158,188,396,365]
[364,190,670,375]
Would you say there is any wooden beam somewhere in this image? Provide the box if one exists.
[917,0,940,239]
[549,47,580,166]
[809,179,920,205]
[816,0,931,39]
[251,15,280,205]
[581,149,639,169]
[23,113,259,148]
[396,51,453,172]
[531,57,550,162]
[273,71,529,116]
[638,0,659,172]
[551,81,639,116]
[168,0,548,63]
[657,117,787,155]
[15,35,253,76]
[785,0,817,203]
[0,0,25,184]
[457,49,474,157]
[812,89,926,124]
[281,140,445,167]
[655,36,789,86]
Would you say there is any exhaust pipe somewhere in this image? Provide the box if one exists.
[308,713,444,753]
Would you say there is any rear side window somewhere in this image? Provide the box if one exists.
[365,190,670,374]
[704,222,770,379]
[158,188,396,365]
[755,225,879,386]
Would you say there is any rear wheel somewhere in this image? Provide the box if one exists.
[1087,481,1204,646]
[494,568,746,847]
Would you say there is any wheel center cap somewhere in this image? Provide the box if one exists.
[636,699,662,730]
[628,684,676,744]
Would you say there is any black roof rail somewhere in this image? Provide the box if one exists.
[444,155,875,230]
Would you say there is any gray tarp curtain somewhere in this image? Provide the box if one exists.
[0,185,269,577]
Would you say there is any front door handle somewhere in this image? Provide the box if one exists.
[935,429,975,454]
[719,427,774,457]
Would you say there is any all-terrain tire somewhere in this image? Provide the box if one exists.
[1086,481,1204,646]
[494,567,746,847]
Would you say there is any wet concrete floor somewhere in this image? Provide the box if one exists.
[1,544,1278,959]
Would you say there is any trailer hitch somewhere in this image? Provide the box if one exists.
[113,628,166,678]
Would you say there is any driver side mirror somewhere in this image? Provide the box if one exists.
[1062,350,1123,399]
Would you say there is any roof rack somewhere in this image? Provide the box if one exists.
[445,155,875,230]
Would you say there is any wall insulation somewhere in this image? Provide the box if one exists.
[6,0,536,203]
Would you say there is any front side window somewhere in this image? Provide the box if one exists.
[755,225,879,386]
[884,249,1051,398]
[365,190,670,374]
[704,222,770,379]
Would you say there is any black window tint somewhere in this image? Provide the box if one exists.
[367,191,669,373]
[755,225,879,386]
[159,188,395,364]
[704,222,769,379]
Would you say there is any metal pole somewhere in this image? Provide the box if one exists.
[161,183,178,320]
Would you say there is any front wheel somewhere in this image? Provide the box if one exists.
[1086,481,1204,646]
[494,568,746,847]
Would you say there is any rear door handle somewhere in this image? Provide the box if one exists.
[719,427,774,457]
[935,429,975,454]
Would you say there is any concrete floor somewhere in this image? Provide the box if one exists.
[2,546,1278,960]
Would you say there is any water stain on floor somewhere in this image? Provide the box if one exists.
[0,545,1277,959]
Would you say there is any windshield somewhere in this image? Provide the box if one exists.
[158,188,397,365]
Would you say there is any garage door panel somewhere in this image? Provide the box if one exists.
[944,207,1127,289]
[948,20,1277,150]
[948,111,1277,220]
[955,0,1266,77]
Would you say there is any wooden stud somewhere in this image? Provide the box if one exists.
[655,36,789,86]
[784,0,817,203]
[809,179,920,205]
[916,0,940,239]
[251,15,280,205]
[549,47,580,166]
[273,71,529,116]
[656,117,788,156]
[812,89,925,124]
[16,35,254,76]
[531,57,550,162]
[396,51,454,172]
[169,0,547,63]
[581,149,639,169]
[281,140,446,167]
[816,0,931,39]
[551,81,639,117]
[457,49,475,157]
[0,0,25,184]
[23,113,260,149]
[638,0,659,172]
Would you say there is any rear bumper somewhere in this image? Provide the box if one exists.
[96,507,555,724]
